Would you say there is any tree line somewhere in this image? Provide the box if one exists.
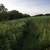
[0,4,30,21]
[0,4,50,21]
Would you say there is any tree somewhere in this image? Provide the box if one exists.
[0,4,31,21]
[7,10,19,20]
[0,4,7,13]
[45,14,50,16]
[0,4,8,21]
[23,14,30,18]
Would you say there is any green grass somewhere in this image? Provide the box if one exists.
[0,16,50,50]
[0,16,50,41]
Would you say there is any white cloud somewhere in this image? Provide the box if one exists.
[0,0,50,15]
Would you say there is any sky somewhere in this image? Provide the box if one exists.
[0,0,50,16]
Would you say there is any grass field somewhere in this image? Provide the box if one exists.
[0,16,50,50]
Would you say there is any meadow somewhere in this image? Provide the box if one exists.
[0,16,50,50]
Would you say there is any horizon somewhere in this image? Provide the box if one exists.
[0,0,50,16]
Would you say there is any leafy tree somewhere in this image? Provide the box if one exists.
[45,14,50,16]
[0,4,7,13]
[0,4,31,21]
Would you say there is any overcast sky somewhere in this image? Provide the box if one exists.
[0,0,50,15]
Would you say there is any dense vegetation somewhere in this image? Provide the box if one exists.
[0,4,30,21]
[0,4,50,21]
[0,4,50,50]
[0,16,50,50]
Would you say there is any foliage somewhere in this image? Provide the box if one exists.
[0,17,50,50]
[0,4,50,50]
[0,4,30,21]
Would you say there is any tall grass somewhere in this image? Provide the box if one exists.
[0,16,50,50]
